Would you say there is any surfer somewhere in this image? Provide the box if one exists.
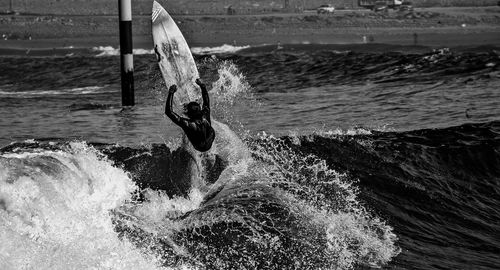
[165,79,215,152]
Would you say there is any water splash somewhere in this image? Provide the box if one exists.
[209,60,258,137]
[114,130,400,269]
[0,142,165,270]
[211,61,252,107]
[248,133,401,268]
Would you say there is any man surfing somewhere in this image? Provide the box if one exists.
[165,79,215,152]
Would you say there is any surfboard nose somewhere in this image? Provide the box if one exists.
[152,1,162,22]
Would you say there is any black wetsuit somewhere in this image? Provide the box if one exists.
[165,83,215,152]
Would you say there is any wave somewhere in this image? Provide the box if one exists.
[0,47,91,58]
[223,46,500,97]
[92,46,155,57]
[2,120,500,269]
[0,142,165,270]
[67,102,117,111]
[2,43,499,269]
[190,44,251,55]
[0,44,255,58]
[0,44,251,58]
[1,125,402,269]
[290,121,500,269]
[0,86,115,98]
[1,43,499,59]
[92,44,251,57]
[106,120,498,269]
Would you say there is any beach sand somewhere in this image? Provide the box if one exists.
[0,7,499,49]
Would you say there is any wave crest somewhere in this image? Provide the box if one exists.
[0,142,164,270]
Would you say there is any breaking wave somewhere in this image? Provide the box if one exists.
[0,86,114,98]
[190,44,251,55]
[0,142,165,270]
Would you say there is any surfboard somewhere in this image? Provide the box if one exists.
[152,1,199,109]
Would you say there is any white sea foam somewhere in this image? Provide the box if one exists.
[190,44,250,55]
[0,86,115,97]
[0,142,170,270]
[92,46,154,57]
[131,188,204,224]
[315,127,373,137]
[250,133,401,268]
[312,124,396,138]
[92,44,250,57]
[210,61,254,126]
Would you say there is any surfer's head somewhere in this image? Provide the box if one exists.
[184,102,203,119]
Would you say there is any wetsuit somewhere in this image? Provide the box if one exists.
[165,81,215,152]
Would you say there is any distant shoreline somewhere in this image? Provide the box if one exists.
[1,7,499,50]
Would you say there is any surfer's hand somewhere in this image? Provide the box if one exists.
[169,85,177,93]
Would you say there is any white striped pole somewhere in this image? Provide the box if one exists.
[119,0,134,106]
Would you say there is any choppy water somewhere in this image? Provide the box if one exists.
[0,44,499,269]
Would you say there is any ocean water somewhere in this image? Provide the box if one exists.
[0,43,499,269]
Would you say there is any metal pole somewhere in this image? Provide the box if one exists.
[9,0,13,12]
[118,0,134,106]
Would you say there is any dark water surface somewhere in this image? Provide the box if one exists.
[1,44,499,146]
[1,44,499,269]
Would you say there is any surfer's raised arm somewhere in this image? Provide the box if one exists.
[196,79,210,113]
[165,85,182,125]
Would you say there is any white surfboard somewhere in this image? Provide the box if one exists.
[152,1,199,109]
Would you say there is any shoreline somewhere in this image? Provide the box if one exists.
[0,7,499,51]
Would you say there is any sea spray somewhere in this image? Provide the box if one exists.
[113,188,207,267]
[209,60,259,139]
[248,133,401,268]
[211,61,252,107]
[111,131,400,269]
[133,188,205,223]
[0,142,165,270]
